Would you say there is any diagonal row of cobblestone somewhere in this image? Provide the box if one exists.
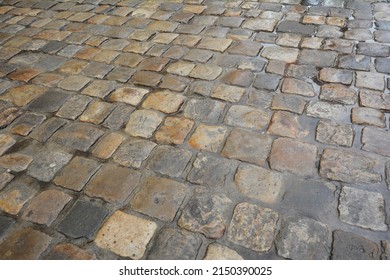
[0,0,389,260]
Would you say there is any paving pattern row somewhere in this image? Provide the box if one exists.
[0,0,390,260]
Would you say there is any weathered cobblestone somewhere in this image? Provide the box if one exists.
[332,231,379,260]
[203,243,243,260]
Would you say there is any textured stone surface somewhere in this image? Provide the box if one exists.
[148,228,202,260]
[131,176,188,222]
[316,121,354,147]
[276,216,330,260]
[332,231,379,260]
[362,127,390,157]
[46,243,96,260]
[178,190,232,239]
[267,111,309,139]
[125,110,164,138]
[0,228,52,260]
[320,149,381,183]
[203,243,243,260]
[339,186,387,231]
[224,105,271,131]
[228,202,279,252]
[189,124,228,153]
[95,211,157,259]
[114,138,156,168]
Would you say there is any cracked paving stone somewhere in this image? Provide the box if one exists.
[189,64,222,80]
[95,211,157,259]
[46,243,96,260]
[0,227,52,260]
[281,78,315,97]
[54,156,101,192]
[178,189,232,239]
[338,186,387,231]
[80,100,115,125]
[352,107,386,128]
[85,164,141,203]
[130,176,188,222]
[316,121,354,147]
[27,89,70,113]
[276,216,330,260]
[235,164,284,204]
[267,111,309,139]
[82,80,117,99]
[58,75,91,91]
[0,176,39,215]
[56,95,92,120]
[0,215,14,237]
[125,109,164,138]
[0,134,16,156]
[362,127,390,157]
[261,46,299,63]
[242,18,278,32]
[27,149,72,183]
[254,73,282,91]
[57,200,108,239]
[228,202,279,252]
[203,243,243,260]
[211,84,245,103]
[30,117,68,143]
[143,91,185,114]
[22,189,72,226]
[92,132,125,160]
[319,149,381,184]
[298,50,338,67]
[52,123,104,152]
[222,128,272,166]
[0,154,33,172]
[270,138,318,177]
[184,98,225,123]
[221,70,254,87]
[319,68,353,85]
[356,71,385,91]
[0,85,47,107]
[108,86,149,106]
[11,113,46,136]
[225,105,271,131]
[189,124,228,153]
[147,145,192,178]
[155,117,194,145]
[114,138,156,168]
[306,101,350,122]
[320,84,357,105]
[332,231,379,260]
[187,153,235,188]
[147,228,201,260]
[271,94,306,114]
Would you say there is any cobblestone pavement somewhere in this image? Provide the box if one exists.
[0,0,389,260]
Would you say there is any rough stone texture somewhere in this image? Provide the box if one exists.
[362,127,390,157]
[271,94,306,114]
[0,215,14,237]
[224,105,271,131]
[320,84,357,105]
[189,124,228,153]
[22,189,72,226]
[356,71,385,91]
[85,164,141,203]
[0,153,33,172]
[0,172,13,191]
[0,228,52,260]
[316,121,354,147]
[276,216,331,260]
[92,132,125,160]
[143,91,185,114]
[359,89,390,111]
[178,189,232,239]
[298,50,337,67]
[306,101,349,122]
[125,109,164,138]
[155,117,194,145]
[352,107,386,128]
[332,231,379,260]
[114,138,156,168]
[319,149,381,184]
[131,176,188,222]
[338,186,387,231]
[54,157,101,191]
[212,84,245,103]
[95,211,157,259]
[261,46,299,63]
[228,202,279,252]
[46,243,96,260]
[267,111,309,139]
[221,128,272,165]
[57,200,108,239]
[188,153,235,188]
[0,134,16,156]
[203,243,243,260]
[319,68,353,85]
[270,138,318,177]
[147,228,202,260]
[281,78,315,97]
[382,241,390,260]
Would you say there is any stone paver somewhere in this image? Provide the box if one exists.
[1,0,390,260]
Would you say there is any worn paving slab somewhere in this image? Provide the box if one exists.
[0,0,390,260]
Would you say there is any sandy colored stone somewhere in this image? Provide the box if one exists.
[189,64,222,80]
[166,61,195,76]
[125,109,164,138]
[108,87,149,106]
[46,243,96,260]
[189,124,228,153]
[224,105,271,130]
[92,132,125,160]
[80,100,114,125]
[212,84,246,103]
[0,85,47,106]
[281,78,315,97]
[0,153,33,172]
[267,111,309,139]
[261,46,299,63]
[155,117,194,145]
[142,91,185,114]
[95,211,158,259]
[203,243,243,260]
[0,134,16,156]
